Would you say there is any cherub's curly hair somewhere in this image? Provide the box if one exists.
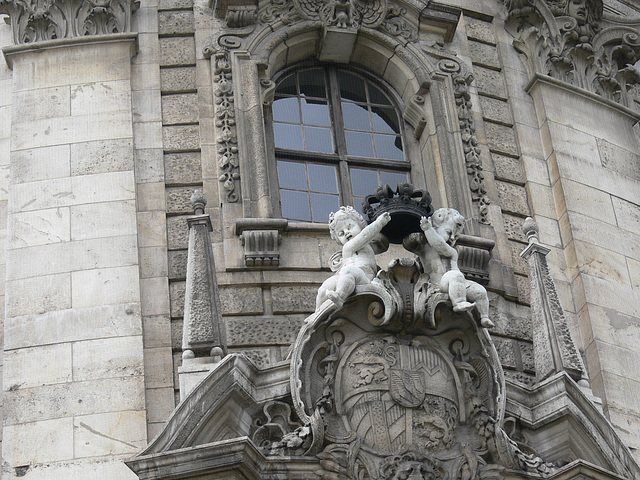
[328,206,367,242]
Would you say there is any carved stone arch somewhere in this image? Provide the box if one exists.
[211,15,481,220]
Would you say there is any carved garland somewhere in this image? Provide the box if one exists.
[438,58,491,225]
[204,41,241,203]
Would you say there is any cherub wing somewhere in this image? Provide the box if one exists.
[355,0,387,27]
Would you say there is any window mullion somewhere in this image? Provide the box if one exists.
[328,68,348,158]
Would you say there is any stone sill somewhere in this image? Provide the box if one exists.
[2,33,139,69]
[235,218,329,235]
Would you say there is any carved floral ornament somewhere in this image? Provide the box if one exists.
[0,0,139,44]
[504,0,640,109]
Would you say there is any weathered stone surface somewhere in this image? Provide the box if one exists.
[472,66,507,99]
[3,418,74,465]
[169,280,185,318]
[70,200,137,240]
[515,274,531,304]
[159,0,193,10]
[9,207,70,248]
[11,144,70,184]
[479,95,512,125]
[496,181,529,216]
[161,67,197,93]
[74,410,147,458]
[164,152,202,185]
[168,249,188,279]
[135,148,165,184]
[492,336,517,369]
[140,277,171,316]
[574,240,630,286]
[271,285,317,314]
[138,211,168,248]
[161,93,199,125]
[502,214,528,243]
[158,10,195,36]
[163,125,200,152]
[13,86,70,122]
[143,346,174,388]
[493,153,525,184]
[167,215,189,249]
[510,241,529,275]
[519,341,535,373]
[4,376,145,425]
[70,138,134,176]
[159,37,196,67]
[171,318,183,348]
[503,369,535,386]
[73,336,143,381]
[72,265,141,309]
[488,292,533,341]
[469,41,501,69]
[220,286,263,315]
[465,17,496,44]
[226,315,304,346]
[235,348,274,368]
[143,315,172,348]
[612,196,640,235]
[166,186,198,214]
[597,139,640,181]
[6,273,71,316]
[484,122,519,156]
[4,343,72,389]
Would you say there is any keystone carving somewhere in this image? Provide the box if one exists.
[505,0,640,110]
[0,0,139,44]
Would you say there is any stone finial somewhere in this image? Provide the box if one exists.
[191,190,207,215]
[520,218,586,384]
[522,216,539,243]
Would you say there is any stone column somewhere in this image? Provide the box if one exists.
[0,2,146,475]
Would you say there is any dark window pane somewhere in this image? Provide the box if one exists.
[375,134,404,160]
[337,71,367,103]
[281,189,311,221]
[346,130,375,157]
[380,170,409,188]
[277,73,297,95]
[278,160,307,190]
[368,81,392,105]
[301,99,330,126]
[350,168,380,196]
[311,193,340,222]
[299,69,326,99]
[273,97,300,123]
[371,106,399,134]
[352,197,366,215]
[342,102,370,131]
[304,126,333,153]
[274,123,304,150]
[308,163,338,193]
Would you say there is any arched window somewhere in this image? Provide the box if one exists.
[271,65,410,222]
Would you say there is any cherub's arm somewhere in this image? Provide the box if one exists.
[420,216,457,259]
[344,212,391,254]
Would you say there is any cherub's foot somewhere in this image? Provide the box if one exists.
[480,317,494,328]
[326,291,344,309]
[453,301,475,313]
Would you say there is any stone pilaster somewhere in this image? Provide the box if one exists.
[1,29,144,479]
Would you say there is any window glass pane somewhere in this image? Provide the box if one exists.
[371,106,399,134]
[375,134,404,160]
[350,168,380,196]
[380,170,409,188]
[301,99,330,126]
[278,160,307,190]
[368,81,392,105]
[304,126,333,153]
[308,163,338,193]
[281,189,311,221]
[342,102,370,131]
[273,97,300,123]
[346,130,375,157]
[299,69,326,99]
[277,73,297,95]
[274,123,304,150]
[311,193,340,222]
[337,71,367,103]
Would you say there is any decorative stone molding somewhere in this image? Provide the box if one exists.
[457,233,495,285]
[0,0,139,45]
[505,0,640,110]
[181,191,227,361]
[240,229,281,266]
[204,45,241,203]
[520,217,585,383]
[438,58,491,224]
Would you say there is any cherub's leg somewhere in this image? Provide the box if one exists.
[334,271,356,305]
[467,281,493,328]
[316,276,338,310]
[442,271,475,312]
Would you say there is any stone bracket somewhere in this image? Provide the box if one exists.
[457,233,495,285]
[241,229,282,267]
[419,2,461,43]
[211,0,257,22]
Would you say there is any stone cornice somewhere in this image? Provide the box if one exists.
[2,31,138,68]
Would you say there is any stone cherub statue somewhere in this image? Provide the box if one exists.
[316,206,391,310]
[409,208,494,328]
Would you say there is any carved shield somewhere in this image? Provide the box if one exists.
[389,369,425,407]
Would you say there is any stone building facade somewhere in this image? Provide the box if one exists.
[0,0,639,477]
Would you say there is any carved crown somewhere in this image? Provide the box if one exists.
[362,182,434,244]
